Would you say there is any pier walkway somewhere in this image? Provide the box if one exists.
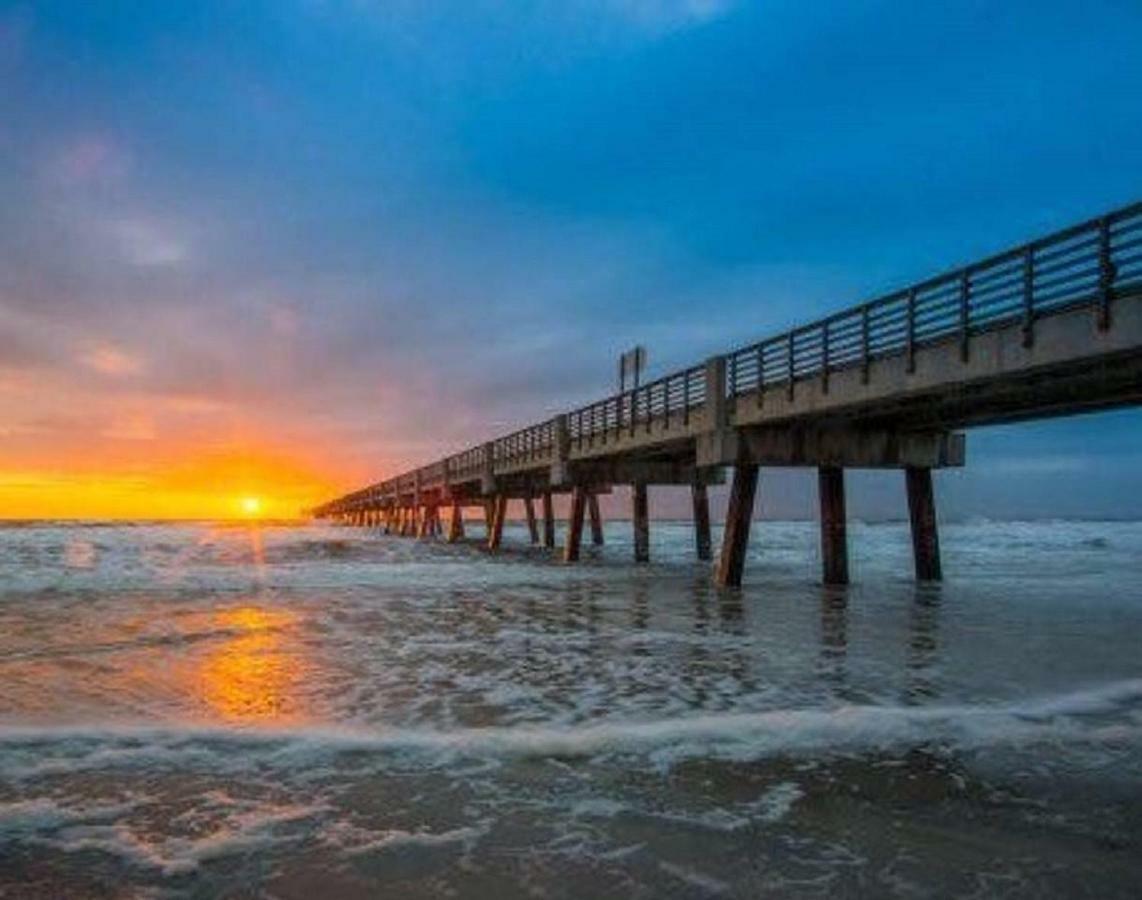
[312,202,1142,586]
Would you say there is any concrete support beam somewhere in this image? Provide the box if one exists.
[906,467,942,581]
[696,355,739,467]
[692,482,712,561]
[481,442,496,496]
[550,415,571,488]
[542,492,556,548]
[566,460,724,488]
[632,482,649,563]
[564,487,587,562]
[525,496,539,544]
[588,494,604,546]
[716,464,759,588]
[488,495,507,551]
[740,427,965,469]
[818,466,849,585]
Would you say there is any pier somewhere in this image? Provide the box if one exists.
[313,203,1142,587]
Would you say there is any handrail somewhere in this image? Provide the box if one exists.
[316,201,1142,513]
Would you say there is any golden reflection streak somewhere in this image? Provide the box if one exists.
[196,606,309,725]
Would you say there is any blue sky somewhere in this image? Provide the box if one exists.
[1,0,1141,517]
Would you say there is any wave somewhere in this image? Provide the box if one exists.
[2,679,1139,779]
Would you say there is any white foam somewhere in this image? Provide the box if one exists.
[1,679,1139,781]
[17,801,328,876]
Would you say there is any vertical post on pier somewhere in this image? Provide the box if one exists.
[483,499,495,536]
[564,487,587,562]
[588,494,605,546]
[906,467,942,582]
[818,466,849,586]
[488,495,507,551]
[692,482,712,561]
[542,491,556,548]
[716,464,759,588]
[632,481,650,563]
[447,501,464,542]
[525,496,539,544]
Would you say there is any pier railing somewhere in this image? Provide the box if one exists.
[318,201,1142,513]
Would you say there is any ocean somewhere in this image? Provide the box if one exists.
[0,518,1140,898]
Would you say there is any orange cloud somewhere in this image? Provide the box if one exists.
[79,342,144,377]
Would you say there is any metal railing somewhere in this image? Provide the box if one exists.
[316,201,1142,514]
[725,203,1142,398]
[568,364,706,450]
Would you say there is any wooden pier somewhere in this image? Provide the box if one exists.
[313,202,1142,587]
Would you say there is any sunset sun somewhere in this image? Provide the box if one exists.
[239,496,263,517]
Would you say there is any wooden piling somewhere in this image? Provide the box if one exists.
[588,494,604,545]
[818,466,849,585]
[692,482,712,561]
[906,467,942,581]
[488,495,507,551]
[716,464,759,588]
[564,488,587,562]
[632,482,649,563]
[525,496,539,544]
[447,501,464,542]
[542,492,556,548]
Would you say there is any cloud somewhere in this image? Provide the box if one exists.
[43,135,131,188]
[79,343,144,378]
[602,0,733,32]
[101,413,156,441]
[108,217,189,267]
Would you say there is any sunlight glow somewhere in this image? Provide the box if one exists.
[239,496,263,517]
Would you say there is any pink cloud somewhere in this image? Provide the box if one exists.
[79,343,144,377]
[44,135,131,188]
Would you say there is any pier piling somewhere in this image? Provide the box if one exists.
[716,464,759,588]
[906,467,942,581]
[818,466,849,585]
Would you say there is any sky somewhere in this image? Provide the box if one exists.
[1,0,1141,520]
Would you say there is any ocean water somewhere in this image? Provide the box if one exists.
[0,518,1140,898]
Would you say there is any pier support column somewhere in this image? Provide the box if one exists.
[564,488,587,562]
[416,506,429,538]
[525,496,539,544]
[483,499,495,536]
[447,501,464,543]
[588,494,604,546]
[632,482,650,563]
[818,466,849,586]
[488,495,507,551]
[542,492,556,548]
[716,464,759,588]
[692,482,712,561]
[906,467,942,581]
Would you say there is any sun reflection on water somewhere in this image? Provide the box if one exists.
[196,606,309,725]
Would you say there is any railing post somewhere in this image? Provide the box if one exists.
[821,324,830,394]
[786,332,795,401]
[861,305,870,384]
[683,373,691,426]
[959,270,970,363]
[906,288,916,374]
[1097,216,1115,331]
[1022,245,1035,348]
[756,344,765,408]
